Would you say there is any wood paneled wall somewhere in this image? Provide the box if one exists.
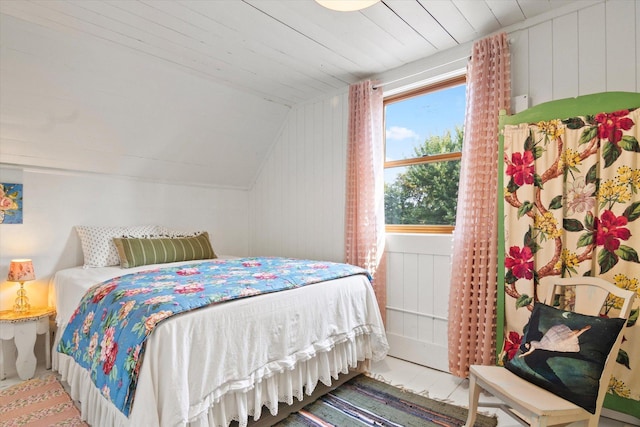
[385,234,452,372]
[249,91,348,263]
[510,1,639,110]
[249,0,639,371]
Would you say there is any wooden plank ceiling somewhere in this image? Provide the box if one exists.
[1,0,579,107]
[0,0,579,188]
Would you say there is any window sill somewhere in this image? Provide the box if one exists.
[385,225,454,234]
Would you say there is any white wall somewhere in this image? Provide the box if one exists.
[0,166,249,311]
[249,90,348,262]
[0,13,289,190]
[385,234,452,372]
[0,0,636,373]
[248,0,640,372]
[250,1,640,264]
[509,0,639,109]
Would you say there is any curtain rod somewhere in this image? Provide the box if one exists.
[372,55,469,90]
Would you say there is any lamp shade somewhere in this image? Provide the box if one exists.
[7,259,35,282]
[315,0,379,12]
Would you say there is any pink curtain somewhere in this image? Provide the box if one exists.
[448,33,511,377]
[345,80,386,324]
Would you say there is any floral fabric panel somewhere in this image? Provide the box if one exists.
[501,109,640,413]
[57,257,370,416]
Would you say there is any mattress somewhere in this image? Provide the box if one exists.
[50,259,389,427]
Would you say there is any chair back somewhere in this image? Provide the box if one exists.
[544,276,635,421]
[544,276,635,319]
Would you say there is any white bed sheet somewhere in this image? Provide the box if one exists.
[51,259,388,427]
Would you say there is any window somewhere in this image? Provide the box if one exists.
[384,75,466,234]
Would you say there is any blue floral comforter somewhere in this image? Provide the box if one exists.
[57,257,369,416]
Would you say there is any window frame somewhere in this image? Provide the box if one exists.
[384,74,466,234]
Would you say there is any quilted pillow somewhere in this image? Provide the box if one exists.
[76,225,161,268]
[505,302,625,414]
[113,232,217,268]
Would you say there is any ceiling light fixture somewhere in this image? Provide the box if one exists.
[315,0,380,12]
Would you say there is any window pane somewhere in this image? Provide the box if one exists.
[384,159,461,226]
[385,84,465,162]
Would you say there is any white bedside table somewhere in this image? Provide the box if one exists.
[0,307,56,380]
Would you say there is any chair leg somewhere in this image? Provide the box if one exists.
[464,373,480,427]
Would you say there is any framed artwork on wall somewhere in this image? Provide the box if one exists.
[0,183,23,224]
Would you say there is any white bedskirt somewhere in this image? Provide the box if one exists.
[52,272,388,427]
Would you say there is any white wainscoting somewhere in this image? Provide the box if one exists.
[385,233,453,372]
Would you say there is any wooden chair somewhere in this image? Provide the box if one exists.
[464,277,636,427]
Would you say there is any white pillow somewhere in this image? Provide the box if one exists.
[156,226,208,238]
[76,225,161,268]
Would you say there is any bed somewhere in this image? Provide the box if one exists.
[51,251,388,427]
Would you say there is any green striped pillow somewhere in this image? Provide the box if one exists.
[113,232,217,268]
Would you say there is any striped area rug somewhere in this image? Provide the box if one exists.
[275,375,497,427]
[0,374,496,427]
[0,374,87,427]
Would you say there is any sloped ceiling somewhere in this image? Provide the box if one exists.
[0,0,582,189]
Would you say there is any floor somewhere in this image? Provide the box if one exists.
[1,356,638,426]
[0,364,51,391]
[368,356,637,427]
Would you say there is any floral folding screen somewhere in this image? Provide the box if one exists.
[497,92,640,418]
[0,183,23,224]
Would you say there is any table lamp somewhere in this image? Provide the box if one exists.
[7,259,35,312]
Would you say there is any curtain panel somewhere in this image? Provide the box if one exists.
[448,33,511,378]
[501,103,640,418]
[345,80,387,324]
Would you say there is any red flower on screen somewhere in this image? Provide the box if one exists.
[506,151,535,186]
